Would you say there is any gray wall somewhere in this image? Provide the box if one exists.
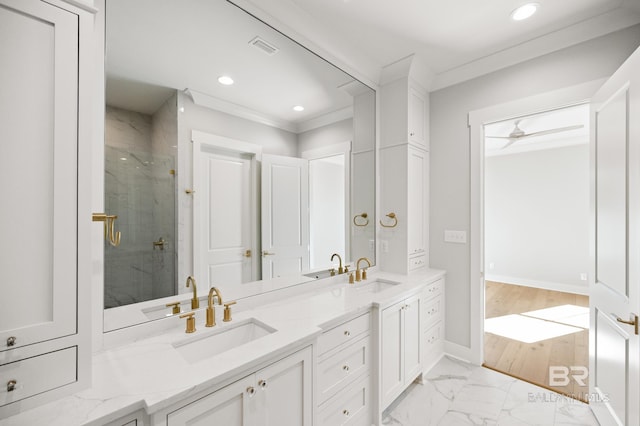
[485,144,589,293]
[429,24,640,349]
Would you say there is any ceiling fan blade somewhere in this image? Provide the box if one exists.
[501,139,518,149]
[518,124,584,139]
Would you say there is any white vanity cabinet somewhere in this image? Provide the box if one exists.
[154,346,312,426]
[421,278,445,371]
[316,312,372,426]
[379,294,422,410]
[380,77,429,151]
[0,0,92,417]
[380,143,429,274]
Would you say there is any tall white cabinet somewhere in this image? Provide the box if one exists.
[0,0,93,417]
[379,75,430,274]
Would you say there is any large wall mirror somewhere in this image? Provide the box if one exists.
[103,0,376,332]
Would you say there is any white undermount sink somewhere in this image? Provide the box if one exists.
[352,279,400,293]
[173,318,276,364]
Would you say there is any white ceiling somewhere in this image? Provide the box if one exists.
[241,0,640,89]
[106,0,362,126]
[106,0,640,128]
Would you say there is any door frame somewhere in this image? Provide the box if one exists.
[191,130,262,284]
[466,79,606,365]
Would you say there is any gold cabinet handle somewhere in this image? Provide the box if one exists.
[185,189,195,194]
[7,380,17,392]
[343,409,350,416]
[262,250,276,257]
[344,330,351,337]
[247,386,256,397]
[258,379,268,389]
[380,212,398,228]
[616,314,639,335]
[6,336,16,347]
[353,212,369,227]
[244,249,252,258]
[342,365,350,372]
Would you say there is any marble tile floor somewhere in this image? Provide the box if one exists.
[382,356,599,425]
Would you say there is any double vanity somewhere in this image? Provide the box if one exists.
[2,270,444,425]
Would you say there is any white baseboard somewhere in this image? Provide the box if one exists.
[444,340,482,365]
[485,274,588,296]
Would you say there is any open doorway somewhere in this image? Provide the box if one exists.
[482,104,591,401]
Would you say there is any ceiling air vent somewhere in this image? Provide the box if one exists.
[249,36,279,56]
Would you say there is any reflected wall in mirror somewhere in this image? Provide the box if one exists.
[103,0,376,332]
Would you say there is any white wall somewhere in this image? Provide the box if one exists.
[297,118,353,155]
[485,144,589,293]
[430,24,640,350]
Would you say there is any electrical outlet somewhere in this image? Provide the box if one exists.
[444,230,467,244]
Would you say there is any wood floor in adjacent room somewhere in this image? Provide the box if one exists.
[484,281,589,402]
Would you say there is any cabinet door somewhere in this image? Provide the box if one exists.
[380,301,404,407]
[403,295,422,381]
[0,0,78,350]
[256,346,312,426]
[407,147,428,256]
[167,375,255,425]
[408,87,426,148]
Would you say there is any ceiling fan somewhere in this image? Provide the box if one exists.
[486,120,584,149]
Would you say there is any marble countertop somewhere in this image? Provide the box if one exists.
[1,269,445,426]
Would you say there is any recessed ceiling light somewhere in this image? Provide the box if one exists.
[293,105,305,112]
[218,76,234,86]
[511,3,539,21]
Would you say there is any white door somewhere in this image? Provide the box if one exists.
[261,154,309,279]
[404,295,422,381]
[0,0,78,349]
[590,46,640,425]
[194,144,256,287]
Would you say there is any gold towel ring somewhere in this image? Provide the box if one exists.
[380,212,398,228]
[353,213,369,227]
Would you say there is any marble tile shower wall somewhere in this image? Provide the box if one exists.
[104,100,177,308]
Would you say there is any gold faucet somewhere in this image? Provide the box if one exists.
[206,287,223,327]
[331,253,343,274]
[355,257,372,282]
[186,276,199,309]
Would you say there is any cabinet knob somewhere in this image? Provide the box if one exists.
[6,336,16,347]
[258,379,268,389]
[247,386,256,396]
[7,380,17,392]
[344,330,351,337]
[342,365,350,372]
[343,409,350,416]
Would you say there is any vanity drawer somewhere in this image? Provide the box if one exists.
[317,336,370,404]
[423,322,443,352]
[423,279,443,301]
[422,297,442,328]
[318,313,370,356]
[0,347,76,407]
[317,375,371,426]
[409,254,427,271]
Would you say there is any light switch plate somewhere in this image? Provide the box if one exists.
[444,230,467,244]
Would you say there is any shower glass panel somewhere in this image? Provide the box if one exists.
[104,144,176,308]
